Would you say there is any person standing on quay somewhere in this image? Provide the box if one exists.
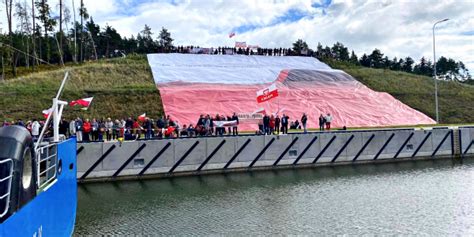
[274,115,281,135]
[82,119,91,142]
[281,114,289,134]
[232,112,239,135]
[105,118,114,141]
[31,119,40,140]
[301,113,308,133]
[318,114,325,131]
[75,117,83,142]
[325,113,332,130]
[69,119,76,138]
[269,115,275,134]
[263,114,270,135]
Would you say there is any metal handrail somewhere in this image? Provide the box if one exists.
[0,159,13,218]
[35,143,58,190]
[39,164,57,176]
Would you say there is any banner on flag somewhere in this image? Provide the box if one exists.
[235,41,247,48]
[256,83,279,103]
[70,97,94,107]
[236,108,265,120]
[214,120,238,128]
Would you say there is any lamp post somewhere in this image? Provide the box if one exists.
[432,18,449,124]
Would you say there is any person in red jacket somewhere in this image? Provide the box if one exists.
[82,119,92,142]
[269,115,275,134]
[132,119,143,139]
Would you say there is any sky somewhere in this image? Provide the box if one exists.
[1,0,473,72]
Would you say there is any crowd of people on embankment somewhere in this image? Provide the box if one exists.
[1,113,336,143]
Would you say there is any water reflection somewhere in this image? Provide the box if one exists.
[76,158,474,236]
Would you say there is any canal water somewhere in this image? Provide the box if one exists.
[75,158,474,235]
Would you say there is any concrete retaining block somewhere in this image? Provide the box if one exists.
[76,142,103,173]
[205,137,236,165]
[76,128,469,181]
[101,141,138,171]
[140,140,176,174]
[292,134,321,164]
[262,135,292,162]
[431,129,452,156]
[235,136,264,163]
[172,138,206,172]
[316,133,346,163]
[362,131,387,158]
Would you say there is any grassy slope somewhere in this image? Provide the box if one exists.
[324,59,474,124]
[0,55,472,124]
[0,55,163,121]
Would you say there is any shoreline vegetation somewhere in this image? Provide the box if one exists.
[0,54,472,126]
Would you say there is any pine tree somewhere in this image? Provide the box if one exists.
[315,42,323,59]
[79,0,89,62]
[35,0,56,62]
[390,57,401,71]
[158,27,173,53]
[368,49,383,68]
[331,42,349,61]
[402,57,414,72]
[349,50,359,65]
[292,39,308,55]
[5,0,16,76]
[359,54,370,67]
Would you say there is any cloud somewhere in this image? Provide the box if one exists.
[1,0,472,72]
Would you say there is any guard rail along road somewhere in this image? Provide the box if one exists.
[76,126,474,182]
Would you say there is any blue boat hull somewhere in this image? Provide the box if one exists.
[0,138,77,237]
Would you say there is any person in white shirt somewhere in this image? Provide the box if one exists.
[31,119,40,139]
[105,118,114,141]
[69,119,76,137]
[324,113,333,130]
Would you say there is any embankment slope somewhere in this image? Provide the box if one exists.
[0,55,472,125]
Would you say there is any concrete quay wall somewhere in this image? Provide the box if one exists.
[76,127,474,182]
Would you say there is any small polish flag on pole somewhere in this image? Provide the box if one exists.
[42,107,53,119]
[138,113,146,122]
[256,83,279,103]
[70,97,94,108]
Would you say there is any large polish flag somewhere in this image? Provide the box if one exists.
[69,97,94,107]
[256,83,278,103]
[147,54,436,130]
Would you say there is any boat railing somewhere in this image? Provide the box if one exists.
[0,159,13,218]
[36,143,58,191]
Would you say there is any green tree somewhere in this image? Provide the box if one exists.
[137,24,156,53]
[101,25,122,57]
[402,57,414,72]
[315,42,324,59]
[390,57,401,71]
[359,54,370,67]
[413,57,432,76]
[349,50,359,65]
[158,27,174,53]
[292,39,308,55]
[35,0,56,62]
[368,49,383,68]
[331,42,349,61]
[79,0,89,61]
